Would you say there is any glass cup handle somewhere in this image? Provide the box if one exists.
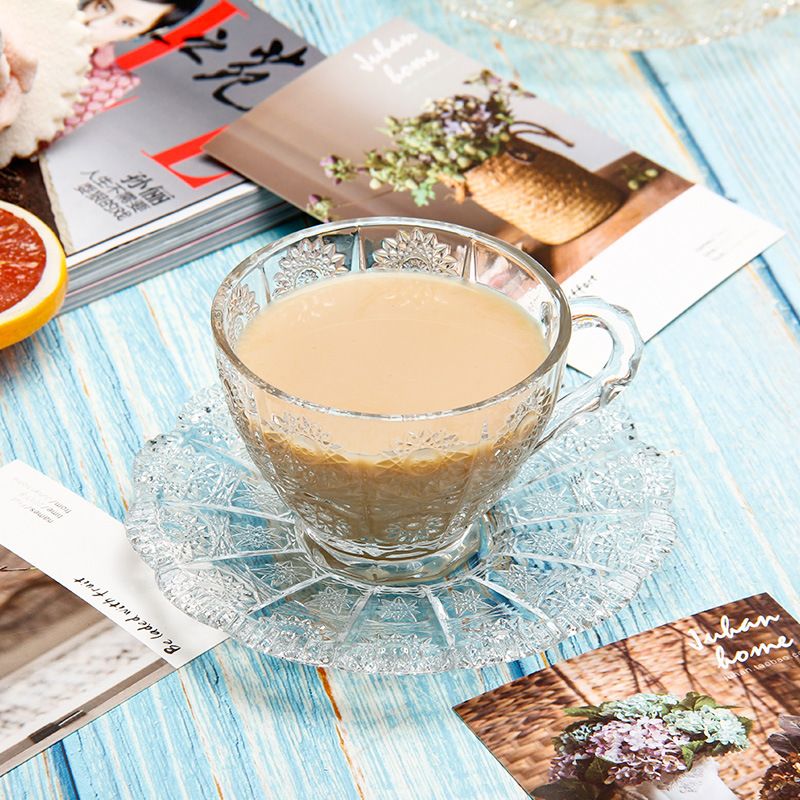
[538,296,643,448]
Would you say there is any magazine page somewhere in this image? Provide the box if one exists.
[0,461,225,775]
[455,593,800,799]
[205,19,783,373]
[0,0,323,261]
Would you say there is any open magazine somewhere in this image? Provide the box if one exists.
[0,0,323,312]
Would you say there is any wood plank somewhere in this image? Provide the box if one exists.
[638,15,800,313]
[177,644,361,799]
[61,673,223,800]
[1,2,798,798]
[60,647,363,800]
[0,313,148,527]
[0,744,77,800]
[316,665,529,799]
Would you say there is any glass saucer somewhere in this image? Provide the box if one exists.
[443,0,794,50]
[125,387,676,674]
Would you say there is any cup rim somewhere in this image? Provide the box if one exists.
[211,216,572,421]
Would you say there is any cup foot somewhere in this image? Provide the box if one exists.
[297,518,484,585]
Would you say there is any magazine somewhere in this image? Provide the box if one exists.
[455,594,800,799]
[0,0,323,312]
[205,19,782,373]
[0,461,225,775]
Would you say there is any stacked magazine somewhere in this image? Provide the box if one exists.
[0,0,322,312]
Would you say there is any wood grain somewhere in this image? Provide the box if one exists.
[0,2,798,797]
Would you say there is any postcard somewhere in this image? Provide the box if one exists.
[205,19,782,373]
[0,461,225,775]
[455,594,800,799]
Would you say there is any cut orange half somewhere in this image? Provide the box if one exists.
[0,200,67,349]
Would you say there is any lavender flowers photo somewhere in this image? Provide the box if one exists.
[455,595,800,800]
[537,692,752,799]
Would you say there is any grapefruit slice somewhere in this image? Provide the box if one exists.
[0,199,66,348]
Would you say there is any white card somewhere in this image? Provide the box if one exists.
[563,185,784,374]
[0,461,226,668]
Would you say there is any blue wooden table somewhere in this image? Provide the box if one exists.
[2,3,799,798]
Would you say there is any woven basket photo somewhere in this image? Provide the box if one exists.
[319,73,628,249]
[456,135,624,245]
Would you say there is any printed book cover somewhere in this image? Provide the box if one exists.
[455,593,800,799]
[0,0,323,306]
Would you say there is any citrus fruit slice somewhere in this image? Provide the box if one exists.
[0,199,67,348]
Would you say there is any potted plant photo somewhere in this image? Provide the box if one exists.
[319,70,624,245]
[534,692,752,800]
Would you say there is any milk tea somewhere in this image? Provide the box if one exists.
[237,271,548,414]
[235,270,552,559]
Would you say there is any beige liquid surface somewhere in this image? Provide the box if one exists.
[233,270,553,558]
[236,270,549,414]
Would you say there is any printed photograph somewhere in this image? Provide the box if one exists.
[205,17,781,374]
[455,594,800,799]
[206,18,691,284]
[0,545,170,776]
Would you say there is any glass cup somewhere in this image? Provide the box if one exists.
[211,218,642,582]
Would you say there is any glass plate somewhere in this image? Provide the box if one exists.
[443,0,795,49]
[125,387,676,674]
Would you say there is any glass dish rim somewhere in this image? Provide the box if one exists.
[440,0,796,50]
[210,216,572,422]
